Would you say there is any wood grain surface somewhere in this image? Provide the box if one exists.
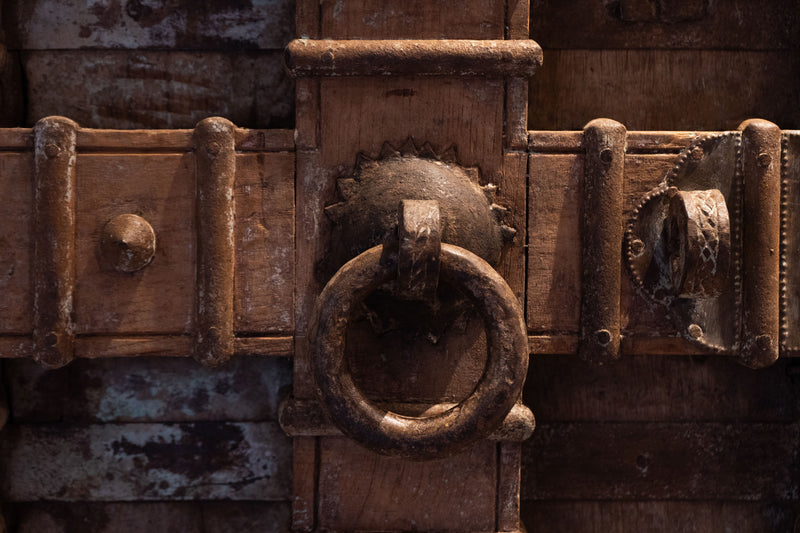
[23,51,294,129]
[530,0,799,50]
[6,502,291,533]
[0,422,292,501]
[529,50,800,131]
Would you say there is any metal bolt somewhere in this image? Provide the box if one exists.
[757,152,772,168]
[630,238,645,256]
[100,214,157,273]
[599,149,613,163]
[44,332,58,347]
[688,324,703,339]
[595,329,612,346]
[44,143,61,158]
[207,142,221,156]
[756,334,772,351]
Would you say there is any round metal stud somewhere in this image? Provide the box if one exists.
[100,214,156,273]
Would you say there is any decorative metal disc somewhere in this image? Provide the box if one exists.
[625,133,742,353]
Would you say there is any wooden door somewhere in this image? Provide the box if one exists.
[0,1,798,532]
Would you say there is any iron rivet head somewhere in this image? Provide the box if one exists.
[688,324,703,339]
[599,149,613,164]
[667,186,679,199]
[207,142,221,156]
[756,334,772,351]
[630,238,645,256]
[44,332,58,347]
[757,152,772,168]
[44,143,61,158]
[595,329,612,346]
[100,214,157,273]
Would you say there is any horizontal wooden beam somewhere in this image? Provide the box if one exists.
[0,422,292,501]
[523,422,799,500]
[5,0,294,51]
[6,356,291,424]
[8,502,291,533]
[0,128,295,152]
[521,501,797,533]
[0,336,293,359]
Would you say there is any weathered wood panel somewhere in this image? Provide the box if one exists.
[319,0,505,39]
[12,150,295,336]
[6,0,294,50]
[6,502,290,533]
[0,154,32,334]
[528,153,677,337]
[521,501,797,533]
[522,422,799,500]
[75,153,195,334]
[525,356,800,422]
[528,51,800,131]
[234,152,295,333]
[0,422,292,501]
[7,356,292,423]
[530,0,799,50]
[0,47,24,127]
[23,51,294,129]
[318,437,497,531]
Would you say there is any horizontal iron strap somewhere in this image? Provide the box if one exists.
[285,39,543,78]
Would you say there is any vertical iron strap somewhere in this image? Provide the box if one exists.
[739,119,781,368]
[33,116,78,368]
[193,117,236,366]
[579,119,627,363]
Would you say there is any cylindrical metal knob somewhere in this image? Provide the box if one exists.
[666,189,730,298]
[100,214,156,273]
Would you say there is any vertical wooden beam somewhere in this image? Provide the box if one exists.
[33,116,78,368]
[739,119,781,368]
[497,442,522,532]
[579,119,626,363]
[292,436,318,532]
[193,117,236,366]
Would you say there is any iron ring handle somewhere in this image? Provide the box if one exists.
[310,243,529,460]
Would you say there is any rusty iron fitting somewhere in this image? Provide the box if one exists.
[397,199,441,302]
[310,243,529,460]
[578,118,626,363]
[100,214,157,273]
[666,189,731,298]
[285,39,543,78]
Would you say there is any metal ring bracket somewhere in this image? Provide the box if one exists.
[310,243,529,460]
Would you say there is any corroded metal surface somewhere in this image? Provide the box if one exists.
[782,132,800,355]
[310,243,529,459]
[193,117,236,366]
[626,132,742,353]
[397,199,441,302]
[32,116,78,369]
[578,118,626,363]
[285,39,543,78]
[279,397,535,442]
[323,140,515,279]
[666,189,730,298]
[739,119,781,368]
[100,214,157,273]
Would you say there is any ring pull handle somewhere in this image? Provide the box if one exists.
[310,200,529,460]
